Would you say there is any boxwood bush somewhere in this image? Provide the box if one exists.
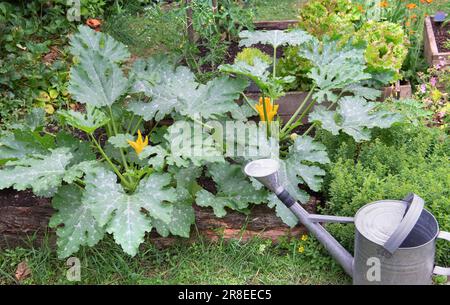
[317,123,450,265]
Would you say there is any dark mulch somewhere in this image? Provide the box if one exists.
[432,20,450,53]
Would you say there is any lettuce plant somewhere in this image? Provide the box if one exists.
[296,0,361,43]
[354,20,409,84]
[235,48,272,66]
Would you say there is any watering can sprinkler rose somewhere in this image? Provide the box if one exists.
[244,159,450,285]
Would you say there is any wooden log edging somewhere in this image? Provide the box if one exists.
[0,189,313,250]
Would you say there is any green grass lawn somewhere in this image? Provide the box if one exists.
[0,236,350,285]
[251,0,304,21]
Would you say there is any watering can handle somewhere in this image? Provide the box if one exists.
[383,193,425,254]
[433,231,450,276]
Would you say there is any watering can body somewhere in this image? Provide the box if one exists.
[352,200,449,285]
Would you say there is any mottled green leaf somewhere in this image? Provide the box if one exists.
[58,106,110,134]
[153,187,195,238]
[70,25,130,63]
[108,133,134,148]
[129,59,246,121]
[68,51,128,107]
[267,194,298,228]
[139,145,169,171]
[0,129,54,163]
[239,30,312,49]
[299,39,371,103]
[49,185,105,258]
[0,148,73,197]
[83,168,177,256]
[196,162,268,217]
[165,121,224,167]
[309,96,402,142]
[285,136,330,192]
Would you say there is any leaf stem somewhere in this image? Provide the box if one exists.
[272,46,277,78]
[126,113,135,134]
[281,85,316,134]
[241,92,257,112]
[262,93,271,138]
[192,117,214,131]
[108,106,129,171]
[89,134,132,189]
[131,117,143,135]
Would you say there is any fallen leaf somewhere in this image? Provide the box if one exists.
[15,261,31,281]
[86,18,101,28]
[42,46,60,65]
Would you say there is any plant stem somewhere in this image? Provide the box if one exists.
[272,46,277,78]
[126,114,135,134]
[280,85,316,134]
[131,117,143,135]
[108,106,129,172]
[282,98,317,138]
[192,117,214,131]
[241,92,257,112]
[90,134,132,189]
[262,94,270,138]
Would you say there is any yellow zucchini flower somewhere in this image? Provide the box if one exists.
[255,97,279,122]
[127,130,148,155]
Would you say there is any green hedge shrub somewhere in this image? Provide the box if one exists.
[317,123,450,265]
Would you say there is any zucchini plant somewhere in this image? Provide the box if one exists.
[0,26,402,258]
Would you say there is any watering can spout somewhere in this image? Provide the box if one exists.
[244,159,354,277]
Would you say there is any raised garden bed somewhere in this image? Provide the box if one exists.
[0,188,313,250]
[424,16,450,67]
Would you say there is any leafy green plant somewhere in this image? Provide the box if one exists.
[296,0,361,42]
[354,20,408,84]
[235,47,272,66]
[413,63,449,132]
[318,123,450,265]
[276,46,313,92]
[0,27,401,259]
[0,26,253,258]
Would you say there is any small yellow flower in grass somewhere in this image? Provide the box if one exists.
[406,3,417,9]
[301,234,308,241]
[255,97,279,122]
[379,1,388,8]
[127,129,148,155]
[298,246,305,253]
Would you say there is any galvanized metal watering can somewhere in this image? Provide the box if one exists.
[244,159,450,285]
